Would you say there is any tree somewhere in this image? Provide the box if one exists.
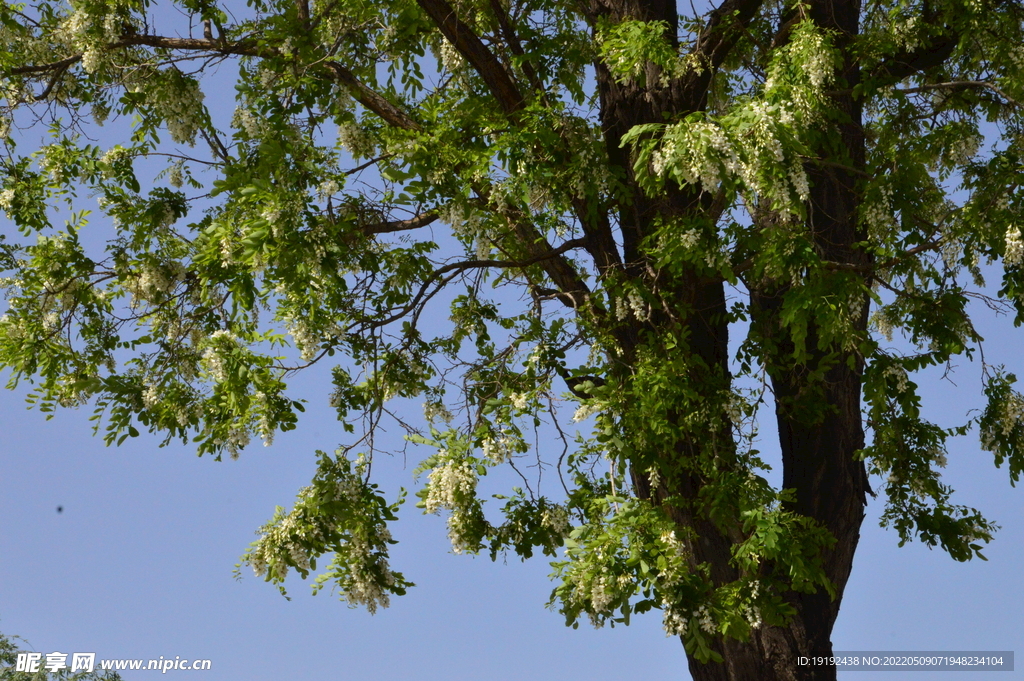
[2,0,1023,678]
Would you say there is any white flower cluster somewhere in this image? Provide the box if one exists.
[481,432,517,464]
[678,229,700,250]
[540,505,572,538]
[337,121,376,159]
[63,9,120,74]
[798,31,833,90]
[509,392,529,410]
[40,144,71,184]
[0,188,14,216]
[317,180,340,199]
[445,509,478,554]
[1005,226,1024,267]
[168,162,184,189]
[128,72,205,145]
[741,580,763,629]
[233,107,262,138]
[142,379,161,409]
[158,76,205,145]
[651,120,739,195]
[423,400,454,424]
[224,426,251,460]
[345,531,400,613]
[613,290,649,322]
[940,232,963,270]
[721,392,743,425]
[883,364,910,393]
[127,260,185,307]
[438,201,486,252]
[423,456,477,514]
[662,602,690,636]
[589,576,614,614]
[287,318,322,361]
[100,145,131,170]
[861,184,897,241]
[438,38,463,73]
[981,392,1024,453]
[247,480,401,614]
[201,330,238,382]
[789,160,810,202]
[946,133,982,166]
[870,307,896,342]
[572,403,600,423]
[695,604,718,634]
[892,14,921,50]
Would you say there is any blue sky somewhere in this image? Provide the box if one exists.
[3,298,1022,680]
[3,4,1024,678]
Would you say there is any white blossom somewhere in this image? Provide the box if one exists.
[883,364,910,393]
[0,188,14,216]
[168,162,184,188]
[337,121,376,159]
[696,604,717,634]
[233,107,262,138]
[317,180,339,199]
[589,577,614,614]
[423,457,476,514]
[423,400,454,424]
[662,604,690,637]
[1005,226,1024,267]
[540,506,571,537]
[481,433,516,463]
[572,403,600,423]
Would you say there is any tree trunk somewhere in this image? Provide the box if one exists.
[592,0,870,675]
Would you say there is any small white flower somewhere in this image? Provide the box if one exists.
[168,163,184,188]
[337,121,376,159]
[317,180,339,199]
[0,188,14,215]
[1005,226,1024,267]
[572,403,599,423]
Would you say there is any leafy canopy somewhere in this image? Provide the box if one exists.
[2,0,1024,660]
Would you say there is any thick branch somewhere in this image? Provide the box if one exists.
[896,80,1022,108]
[486,0,543,93]
[369,237,590,328]
[362,212,439,235]
[687,0,766,77]
[5,54,82,76]
[869,31,959,85]
[415,0,526,114]
[323,62,423,131]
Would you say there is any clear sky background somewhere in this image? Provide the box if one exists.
[3,292,1022,681]
[3,3,1024,678]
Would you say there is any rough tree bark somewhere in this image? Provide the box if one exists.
[590,0,871,677]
